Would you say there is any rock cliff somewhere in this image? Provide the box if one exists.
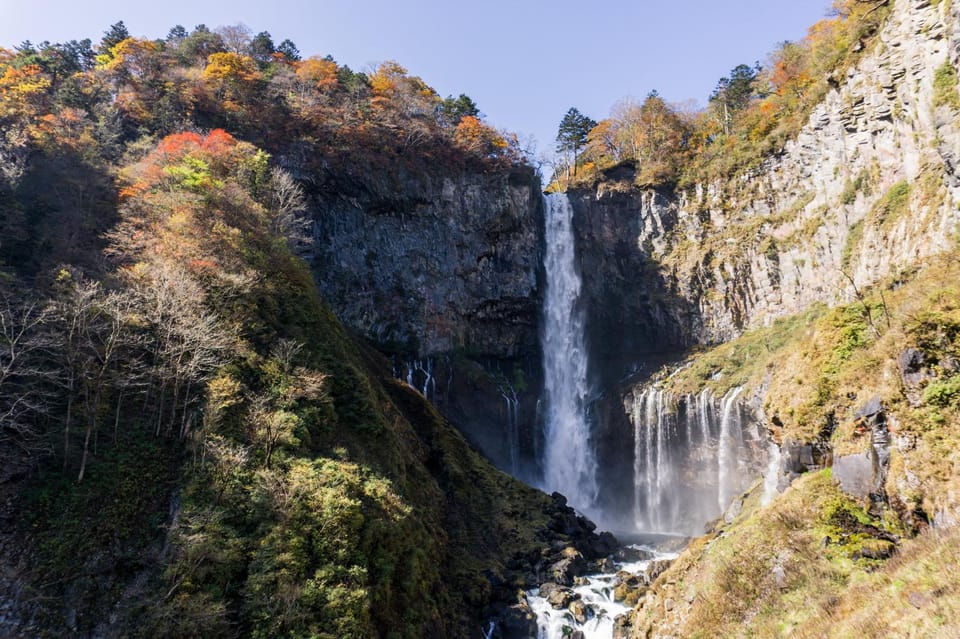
[571,0,960,362]
[309,164,546,476]
[570,0,960,539]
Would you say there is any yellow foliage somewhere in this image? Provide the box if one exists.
[369,60,407,98]
[0,63,51,121]
[98,38,160,76]
[203,52,260,83]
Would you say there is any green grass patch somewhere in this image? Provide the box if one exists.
[934,60,960,110]
[870,180,911,228]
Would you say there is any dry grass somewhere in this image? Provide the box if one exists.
[632,472,959,638]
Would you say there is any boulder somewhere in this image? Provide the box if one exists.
[612,570,646,605]
[833,452,874,500]
[546,586,575,610]
[613,580,647,606]
[496,601,538,639]
[615,545,654,562]
[897,349,931,386]
[854,538,896,560]
[612,613,633,639]
[568,599,590,624]
[593,557,616,573]
[645,559,673,584]
[854,396,883,419]
[545,548,587,586]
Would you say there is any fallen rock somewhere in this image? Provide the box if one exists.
[541,584,576,610]
[833,452,875,500]
[568,599,590,624]
[612,613,632,639]
[645,559,673,584]
[854,538,896,560]
[495,601,538,639]
[615,545,654,562]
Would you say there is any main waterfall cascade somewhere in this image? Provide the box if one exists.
[541,193,598,512]
[628,387,770,535]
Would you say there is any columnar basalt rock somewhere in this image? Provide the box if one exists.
[570,0,960,363]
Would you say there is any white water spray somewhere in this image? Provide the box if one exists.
[541,193,597,509]
[762,441,782,506]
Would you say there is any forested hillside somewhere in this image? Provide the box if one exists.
[551,0,893,189]
[0,21,590,639]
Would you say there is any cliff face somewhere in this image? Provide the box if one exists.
[609,2,960,633]
[572,0,960,360]
[311,166,542,358]
[309,165,545,476]
[570,0,960,540]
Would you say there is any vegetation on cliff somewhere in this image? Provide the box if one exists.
[0,20,564,639]
[551,0,893,189]
[629,470,960,638]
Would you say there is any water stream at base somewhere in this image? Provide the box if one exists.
[541,192,597,511]
[527,544,678,639]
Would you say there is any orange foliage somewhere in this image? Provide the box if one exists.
[295,57,338,89]
[156,131,206,157]
[34,108,97,153]
[454,115,507,154]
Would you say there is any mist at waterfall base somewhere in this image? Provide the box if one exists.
[538,193,772,538]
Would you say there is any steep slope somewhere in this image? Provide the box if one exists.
[571,0,960,359]
[0,129,609,639]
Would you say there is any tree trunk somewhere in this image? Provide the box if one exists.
[77,425,92,482]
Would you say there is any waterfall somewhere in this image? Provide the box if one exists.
[501,386,520,476]
[401,358,435,401]
[762,441,782,506]
[631,389,681,532]
[630,386,762,535]
[541,193,597,510]
[717,386,744,513]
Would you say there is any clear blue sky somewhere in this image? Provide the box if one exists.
[0,0,832,160]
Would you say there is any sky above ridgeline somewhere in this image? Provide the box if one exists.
[1,0,833,162]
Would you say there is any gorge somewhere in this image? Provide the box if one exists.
[0,0,959,637]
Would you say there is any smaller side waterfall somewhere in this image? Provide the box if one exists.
[500,384,520,477]
[629,387,768,535]
[717,387,744,513]
[762,441,783,506]
[399,358,436,401]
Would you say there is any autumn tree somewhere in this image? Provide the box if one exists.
[0,292,55,472]
[247,31,275,66]
[555,107,596,176]
[202,51,261,117]
[438,93,479,126]
[175,24,226,65]
[247,339,326,467]
[215,24,252,56]
[99,21,130,56]
[276,39,300,62]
